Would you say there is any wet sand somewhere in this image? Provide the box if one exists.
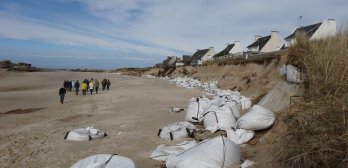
[0,70,201,168]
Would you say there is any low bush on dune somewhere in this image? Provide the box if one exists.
[275,27,348,167]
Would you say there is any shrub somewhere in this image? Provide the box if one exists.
[276,27,348,168]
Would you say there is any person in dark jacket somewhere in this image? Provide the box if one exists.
[102,78,107,91]
[74,80,80,95]
[106,79,111,91]
[59,86,66,104]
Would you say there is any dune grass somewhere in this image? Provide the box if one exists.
[275,27,348,168]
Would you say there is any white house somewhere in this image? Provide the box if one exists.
[162,56,177,67]
[247,31,281,53]
[189,47,216,65]
[214,41,243,58]
[283,19,336,48]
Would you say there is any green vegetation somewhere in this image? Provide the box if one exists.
[276,28,348,168]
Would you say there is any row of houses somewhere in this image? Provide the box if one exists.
[162,19,337,67]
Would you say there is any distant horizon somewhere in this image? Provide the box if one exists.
[0,58,152,70]
[0,0,347,68]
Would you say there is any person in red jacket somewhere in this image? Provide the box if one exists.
[59,86,66,104]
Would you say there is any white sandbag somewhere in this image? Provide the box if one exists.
[185,97,210,122]
[224,100,242,119]
[286,64,303,83]
[236,105,275,130]
[71,154,136,168]
[240,96,252,110]
[226,129,254,145]
[203,105,237,132]
[166,136,241,168]
[150,141,198,161]
[65,127,107,141]
[159,122,195,140]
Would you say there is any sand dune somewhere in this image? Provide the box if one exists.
[0,70,201,168]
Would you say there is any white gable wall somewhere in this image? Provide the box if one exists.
[230,41,243,54]
[311,19,336,40]
[284,19,337,48]
[201,47,216,62]
[260,31,281,52]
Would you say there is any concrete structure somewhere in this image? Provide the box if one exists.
[189,47,216,65]
[247,31,281,53]
[283,19,337,48]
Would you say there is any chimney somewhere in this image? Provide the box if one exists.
[271,31,279,38]
[255,35,262,41]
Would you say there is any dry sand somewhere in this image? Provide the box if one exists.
[0,70,201,168]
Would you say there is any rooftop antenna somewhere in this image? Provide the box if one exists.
[299,15,303,27]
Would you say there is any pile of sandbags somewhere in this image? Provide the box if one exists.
[185,97,210,122]
[169,77,201,88]
[169,77,219,94]
[152,77,278,167]
[142,74,156,78]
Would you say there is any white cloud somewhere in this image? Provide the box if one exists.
[75,0,348,53]
[1,0,347,67]
[0,11,177,57]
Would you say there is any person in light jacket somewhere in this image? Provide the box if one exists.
[89,82,94,95]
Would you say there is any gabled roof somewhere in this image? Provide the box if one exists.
[247,35,271,51]
[214,44,235,58]
[190,49,209,62]
[285,22,322,39]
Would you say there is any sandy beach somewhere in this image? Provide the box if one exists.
[0,70,201,168]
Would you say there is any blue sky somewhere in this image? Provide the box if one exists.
[0,0,347,69]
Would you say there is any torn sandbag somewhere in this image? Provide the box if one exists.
[185,97,210,122]
[150,140,197,161]
[158,122,195,140]
[64,127,107,141]
[236,105,275,130]
[165,136,241,168]
[203,105,237,132]
[226,129,254,145]
[286,64,303,83]
[71,154,136,168]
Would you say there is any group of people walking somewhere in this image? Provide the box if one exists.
[59,78,111,104]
